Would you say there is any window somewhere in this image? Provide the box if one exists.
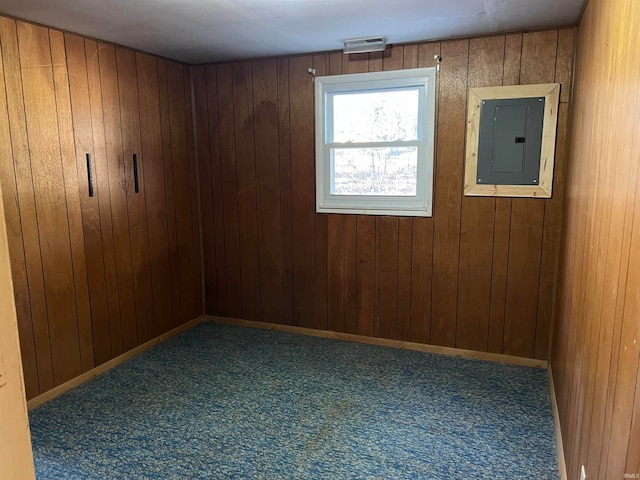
[314,67,436,217]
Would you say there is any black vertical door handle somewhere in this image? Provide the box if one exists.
[86,153,94,197]
[133,153,139,193]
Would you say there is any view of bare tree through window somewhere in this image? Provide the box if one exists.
[330,88,420,196]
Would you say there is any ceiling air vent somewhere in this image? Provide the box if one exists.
[342,36,388,54]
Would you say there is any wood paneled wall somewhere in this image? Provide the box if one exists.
[0,171,35,479]
[195,28,574,360]
[0,16,202,400]
[551,0,640,477]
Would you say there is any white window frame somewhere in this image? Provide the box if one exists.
[314,67,437,217]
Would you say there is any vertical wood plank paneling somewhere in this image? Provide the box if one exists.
[456,36,504,352]
[157,59,183,326]
[183,66,203,319]
[535,30,573,361]
[165,61,198,322]
[550,0,640,477]
[378,217,399,340]
[327,215,345,332]
[0,20,39,398]
[430,39,469,347]
[289,55,316,328]
[65,33,112,367]
[191,32,575,372]
[49,30,94,372]
[136,52,174,335]
[233,61,260,321]
[356,216,376,337]
[313,55,328,331]
[216,63,242,318]
[17,22,82,384]
[488,33,521,354]
[116,47,155,344]
[85,39,122,359]
[315,212,328,330]
[0,17,55,393]
[205,64,227,316]
[599,1,640,474]
[503,30,558,358]
[253,58,283,324]
[579,7,640,469]
[277,58,293,326]
[98,41,136,353]
[409,42,439,345]
[344,217,357,334]
[193,65,217,315]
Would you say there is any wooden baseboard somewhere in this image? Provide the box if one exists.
[206,315,548,369]
[27,316,205,410]
[548,366,568,480]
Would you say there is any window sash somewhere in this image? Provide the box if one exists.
[314,67,436,217]
[325,85,424,144]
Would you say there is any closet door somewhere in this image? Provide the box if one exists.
[97,42,138,354]
[115,47,155,344]
[65,33,117,367]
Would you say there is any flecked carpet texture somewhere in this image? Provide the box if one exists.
[30,322,558,479]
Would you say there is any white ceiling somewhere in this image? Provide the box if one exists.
[0,0,584,64]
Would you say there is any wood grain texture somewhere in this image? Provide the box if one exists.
[192,65,217,315]
[503,30,558,358]
[0,160,36,479]
[289,55,316,328]
[233,61,261,322]
[252,59,284,325]
[157,59,183,327]
[277,58,294,326]
[183,67,203,319]
[197,29,574,361]
[430,39,469,347]
[49,30,94,373]
[0,18,39,398]
[0,17,203,400]
[215,64,242,318]
[165,61,199,322]
[85,38,122,362]
[204,65,228,316]
[409,42,440,345]
[456,36,504,352]
[65,33,112,367]
[17,21,81,384]
[116,47,155,345]
[136,52,174,336]
[313,54,328,332]
[98,41,136,354]
[550,0,640,478]
[0,16,55,393]
[327,215,345,332]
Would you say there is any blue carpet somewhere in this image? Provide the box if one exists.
[30,322,558,479]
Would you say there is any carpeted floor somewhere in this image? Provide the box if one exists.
[30,322,558,479]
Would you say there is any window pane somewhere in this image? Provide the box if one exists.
[331,88,420,143]
[331,147,417,196]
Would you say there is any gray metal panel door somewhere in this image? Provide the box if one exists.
[476,97,545,185]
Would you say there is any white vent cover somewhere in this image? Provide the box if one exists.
[342,36,388,54]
